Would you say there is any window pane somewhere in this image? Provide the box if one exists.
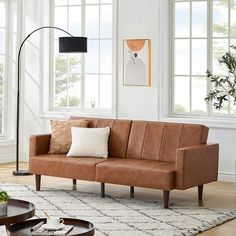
[100,75,112,109]
[54,0,67,6]
[175,39,190,75]
[0,82,3,99]
[174,76,190,113]
[85,75,98,108]
[0,82,2,134]
[85,40,99,73]
[230,90,236,114]
[211,81,229,114]
[54,7,67,38]
[192,2,207,38]
[69,6,81,36]
[101,0,112,3]
[86,0,99,4]
[55,53,68,78]
[0,56,4,81]
[69,54,81,73]
[230,1,236,37]
[175,2,190,38]
[191,77,207,113]
[68,74,81,107]
[100,40,112,73]
[230,38,236,47]
[69,0,81,5]
[213,0,228,37]
[85,5,99,38]
[100,5,112,38]
[213,103,229,114]
[213,39,228,75]
[0,3,5,27]
[54,75,68,107]
[192,39,207,75]
[0,30,5,54]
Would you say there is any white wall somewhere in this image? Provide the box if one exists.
[0,0,235,182]
[117,0,158,120]
[209,128,236,181]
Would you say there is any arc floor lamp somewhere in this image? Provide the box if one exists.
[13,26,87,176]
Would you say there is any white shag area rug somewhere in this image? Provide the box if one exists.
[0,183,235,236]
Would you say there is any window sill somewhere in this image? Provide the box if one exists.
[161,116,236,129]
[39,109,116,120]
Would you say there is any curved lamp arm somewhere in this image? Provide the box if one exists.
[18,26,73,62]
[14,26,79,175]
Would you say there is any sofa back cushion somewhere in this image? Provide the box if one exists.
[126,121,208,162]
[70,117,208,162]
[70,117,132,158]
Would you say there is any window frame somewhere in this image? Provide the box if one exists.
[48,0,116,117]
[0,0,9,139]
[170,0,236,118]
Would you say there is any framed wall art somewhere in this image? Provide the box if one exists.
[123,39,151,86]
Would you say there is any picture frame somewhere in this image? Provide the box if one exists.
[123,39,151,86]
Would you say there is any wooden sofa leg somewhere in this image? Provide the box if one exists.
[130,186,134,198]
[73,179,77,185]
[163,190,170,209]
[101,183,105,198]
[35,175,41,191]
[198,185,203,201]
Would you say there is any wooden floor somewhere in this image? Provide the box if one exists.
[0,162,235,235]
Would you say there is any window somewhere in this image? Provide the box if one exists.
[171,0,236,117]
[0,0,6,135]
[50,0,113,113]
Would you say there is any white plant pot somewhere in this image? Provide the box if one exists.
[0,201,7,216]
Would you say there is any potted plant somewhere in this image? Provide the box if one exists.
[0,190,9,216]
[205,46,236,109]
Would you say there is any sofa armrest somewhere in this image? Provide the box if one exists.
[175,144,219,190]
[29,134,51,157]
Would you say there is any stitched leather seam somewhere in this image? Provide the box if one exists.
[140,122,148,159]
[108,120,115,156]
[124,121,132,158]
[179,124,184,148]
[158,124,165,161]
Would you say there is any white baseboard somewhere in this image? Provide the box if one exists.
[218,172,235,182]
[0,154,15,164]
[0,154,29,164]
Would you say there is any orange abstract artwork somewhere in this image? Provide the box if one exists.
[123,39,151,86]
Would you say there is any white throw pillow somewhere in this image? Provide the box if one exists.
[67,127,110,158]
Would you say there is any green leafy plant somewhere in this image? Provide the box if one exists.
[0,190,9,202]
[205,46,236,109]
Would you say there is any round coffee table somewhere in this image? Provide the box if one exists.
[0,199,35,229]
[7,218,95,236]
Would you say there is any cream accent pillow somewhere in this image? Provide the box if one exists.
[49,120,88,154]
[67,127,110,158]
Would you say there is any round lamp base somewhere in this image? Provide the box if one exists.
[13,170,33,176]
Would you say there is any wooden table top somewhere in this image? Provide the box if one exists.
[7,218,95,236]
[0,199,35,226]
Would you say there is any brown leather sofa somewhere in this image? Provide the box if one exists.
[29,118,219,208]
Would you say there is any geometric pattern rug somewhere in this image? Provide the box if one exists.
[0,183,235,236]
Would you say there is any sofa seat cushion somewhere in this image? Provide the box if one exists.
[29,154,110,181]
[95,158,175,190]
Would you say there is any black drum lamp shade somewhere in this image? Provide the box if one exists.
[59,37,87,53]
